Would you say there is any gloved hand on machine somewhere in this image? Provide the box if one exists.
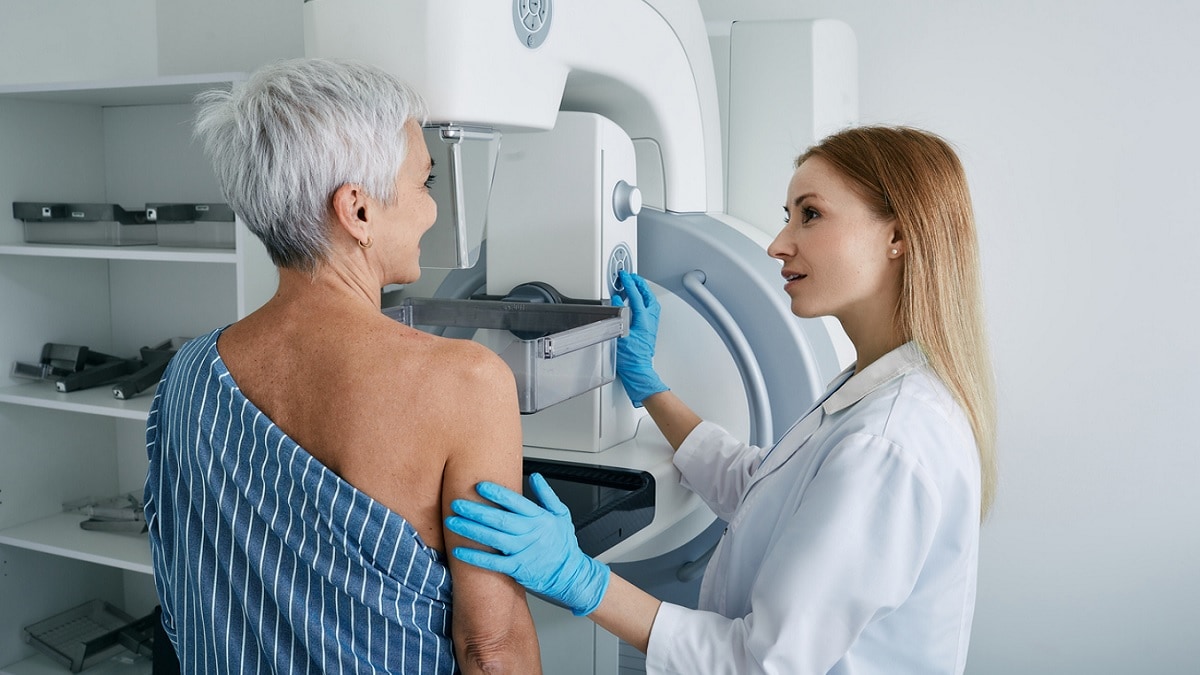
[445,473,610,616]
[610,270,670,407]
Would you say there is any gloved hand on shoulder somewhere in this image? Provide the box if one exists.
[610,270,670,407]
[446,473,610,616]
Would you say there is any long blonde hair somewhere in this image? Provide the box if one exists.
[799,126,997,520]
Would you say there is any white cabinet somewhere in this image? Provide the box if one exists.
[0,74,275,671]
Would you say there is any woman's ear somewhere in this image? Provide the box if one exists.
[331,183,371,244]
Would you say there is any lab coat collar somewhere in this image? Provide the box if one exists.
[822,341,926,415]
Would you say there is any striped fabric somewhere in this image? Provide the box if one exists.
[144,328,456,674]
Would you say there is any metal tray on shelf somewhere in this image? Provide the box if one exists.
[147,202,235,249]
[13,202,155,246]
[23,600,137,672]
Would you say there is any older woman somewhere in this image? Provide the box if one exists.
[144,58,541,674]
[447,125,996,674]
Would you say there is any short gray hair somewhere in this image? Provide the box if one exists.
[194,58,428,271]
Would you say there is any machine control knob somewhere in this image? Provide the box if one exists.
[612,180,642,222]
[607,243,634,295]
[513,0,552,48]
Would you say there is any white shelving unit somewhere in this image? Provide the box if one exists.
[0,381,153,421]
[0,243,238,264]
[0,73,274,671]
[0,513,152,575]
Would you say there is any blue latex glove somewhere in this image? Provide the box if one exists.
[446,473,610,616]
[610,270,669,407]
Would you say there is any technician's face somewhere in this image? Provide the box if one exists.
[768,156,900,324]
[377,119,437,283]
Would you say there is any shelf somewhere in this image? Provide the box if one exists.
[0,381,153,421]
[1,648,151,674]
[0,72,246,107]
[0,68,255,664]
[0,243,237,264]
[0,512,152,575]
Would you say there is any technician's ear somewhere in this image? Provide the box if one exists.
[331,183,371,243]
[888,229,905,258]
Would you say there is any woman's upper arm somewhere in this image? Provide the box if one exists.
[437,342,541,672]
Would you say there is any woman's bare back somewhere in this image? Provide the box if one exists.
[217,296,504,554]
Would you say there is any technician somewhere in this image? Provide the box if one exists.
[446,125,997,674]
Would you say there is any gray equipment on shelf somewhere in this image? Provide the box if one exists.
[10,338,184,399]
[23,600,156,672]
[13,202,156,246]
[64,492,148,534]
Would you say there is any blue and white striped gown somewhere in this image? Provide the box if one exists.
[144,328,457,674]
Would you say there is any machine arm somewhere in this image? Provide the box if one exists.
[304,0,722,213]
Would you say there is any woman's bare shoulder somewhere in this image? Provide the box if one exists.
[372,320,517,410]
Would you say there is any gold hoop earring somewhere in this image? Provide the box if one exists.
[358,237,373,249]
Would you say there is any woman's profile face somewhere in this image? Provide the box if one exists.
[768,156,901,326]
[375,119,438,284]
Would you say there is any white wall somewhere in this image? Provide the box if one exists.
[700,1,1200,673]
[0,0,303,85]
[0,0,157,84]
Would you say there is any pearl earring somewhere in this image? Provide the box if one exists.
[891,249,898,256]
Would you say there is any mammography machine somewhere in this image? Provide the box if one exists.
[304,1,856,671]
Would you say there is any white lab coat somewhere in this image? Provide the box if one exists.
[645,342,981,675]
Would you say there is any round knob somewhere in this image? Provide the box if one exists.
[501,281,564,340]
[613,180,642,222]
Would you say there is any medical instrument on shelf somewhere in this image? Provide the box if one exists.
[63,493,148,534]
[10,338,182,398]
